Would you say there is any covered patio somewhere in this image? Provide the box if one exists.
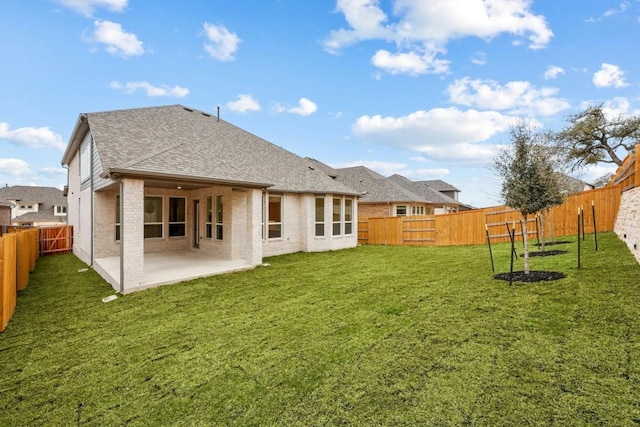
[94,250,253,293]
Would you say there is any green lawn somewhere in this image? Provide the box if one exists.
[1,232,639,426]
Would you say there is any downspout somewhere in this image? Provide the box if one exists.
[89,134,94,267]
[118,179,124,294]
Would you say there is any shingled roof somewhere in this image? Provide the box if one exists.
[62,105,358,195]
[333,166,426,203]
[0,185,65,206]
[387,175,460,206]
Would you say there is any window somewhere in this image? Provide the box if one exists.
[315,196,325,237]
[169,197,186,237]
[344,198,353,235]
[144,197,163,238]
[55,205,67,216]
[396,205,407,216]
[116,195,163,240]
[80,138,90,182]
[268,195,282,239]
[412,206,425,216]
[332,197,342,236]
[205,196,213,239]
[215,195,223,240]
[115,195,120,241]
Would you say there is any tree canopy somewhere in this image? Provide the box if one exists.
[555,104,640,170]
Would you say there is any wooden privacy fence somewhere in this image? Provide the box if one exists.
[609,143,640,191]
[39,225,73,256]
[358,184,622,247]
[1,228,39,332]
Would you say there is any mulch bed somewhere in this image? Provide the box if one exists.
[521,250,568,257]
[534,241,571,247]
[494,271,566,283]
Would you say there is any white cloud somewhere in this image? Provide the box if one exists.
[352,107,516,163]
[287,98,318,116]
[407,168,451,180]
[226,94,261,113]
[470,51,487,66]
[0,158,32,177]
[90,20,144,57]
[600,97,640,119]
[53,0,127,17]
[110,81,189,97]
[604,2,630,17]
[40,166,67,177]
[593,63,628,88]
[447,77,570,116]
[544,65,565,80]
[0,122,65,150]
[324,0,553,75]
[371,48,450,75]
[203,23,241,61]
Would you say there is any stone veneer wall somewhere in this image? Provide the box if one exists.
[614,186,640,264]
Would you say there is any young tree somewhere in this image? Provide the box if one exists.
[493,121,559,274]
[555,104,640,170]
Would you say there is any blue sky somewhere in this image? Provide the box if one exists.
[1,0,638,207]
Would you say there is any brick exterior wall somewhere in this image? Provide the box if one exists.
[0,205,10,226]
[614,186,640,264]
[120,178,144,291]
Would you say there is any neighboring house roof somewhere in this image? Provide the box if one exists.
[418,179,460,193]
[0,185,66,224]
[62,105,358,195]
[387,174,461,206]
[0,185,66,206]
[0,200,13,207]
[554,172,595,195]
[334,166,427,203]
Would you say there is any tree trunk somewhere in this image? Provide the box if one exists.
[547,208,554,243]
[522,213,530,274]
[539,211,545,252]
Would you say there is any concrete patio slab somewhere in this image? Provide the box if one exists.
[94,250,252,293]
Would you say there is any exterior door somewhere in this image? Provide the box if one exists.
[193,199,200,249]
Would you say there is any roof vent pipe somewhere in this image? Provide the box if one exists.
[217,106,220,122]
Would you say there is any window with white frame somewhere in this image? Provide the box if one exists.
[168,197,186,237]
[396,205,407,216]
[344,198,353,235]
[115,195,121,241]
[205,196,213,239]
[80,139,90,182]
[412,205,425,216]
[55,205,67,216]
[268,194,282,239]
[332,197,342,236]
[215,195,223,240]
[315,196,325,237]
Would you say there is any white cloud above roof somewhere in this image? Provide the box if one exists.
[226,94,261,113]
[371,48,450,75]
[325,0,552,75]
[593,63,628,88]
[110,81,189,97]
[203,23,241,61]
[53,0,127,17]
[0,158,32,177]
[287,98,318,116]
[351,107,516,163]
[447,77,570,116]
[0,122,65,151]
[90,20,144,57]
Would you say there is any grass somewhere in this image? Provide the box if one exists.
[1,232,639,426]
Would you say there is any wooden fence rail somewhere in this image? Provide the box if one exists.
[359,185,622,247]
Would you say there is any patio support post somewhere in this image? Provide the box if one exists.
[119,178,144,292]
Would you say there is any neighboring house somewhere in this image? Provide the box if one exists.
[323,164,464,219]
[0,201,12,226]
[0,185,67,226]
[61,105,359,293]
[387,175,468,214]
[554,172,595,195]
